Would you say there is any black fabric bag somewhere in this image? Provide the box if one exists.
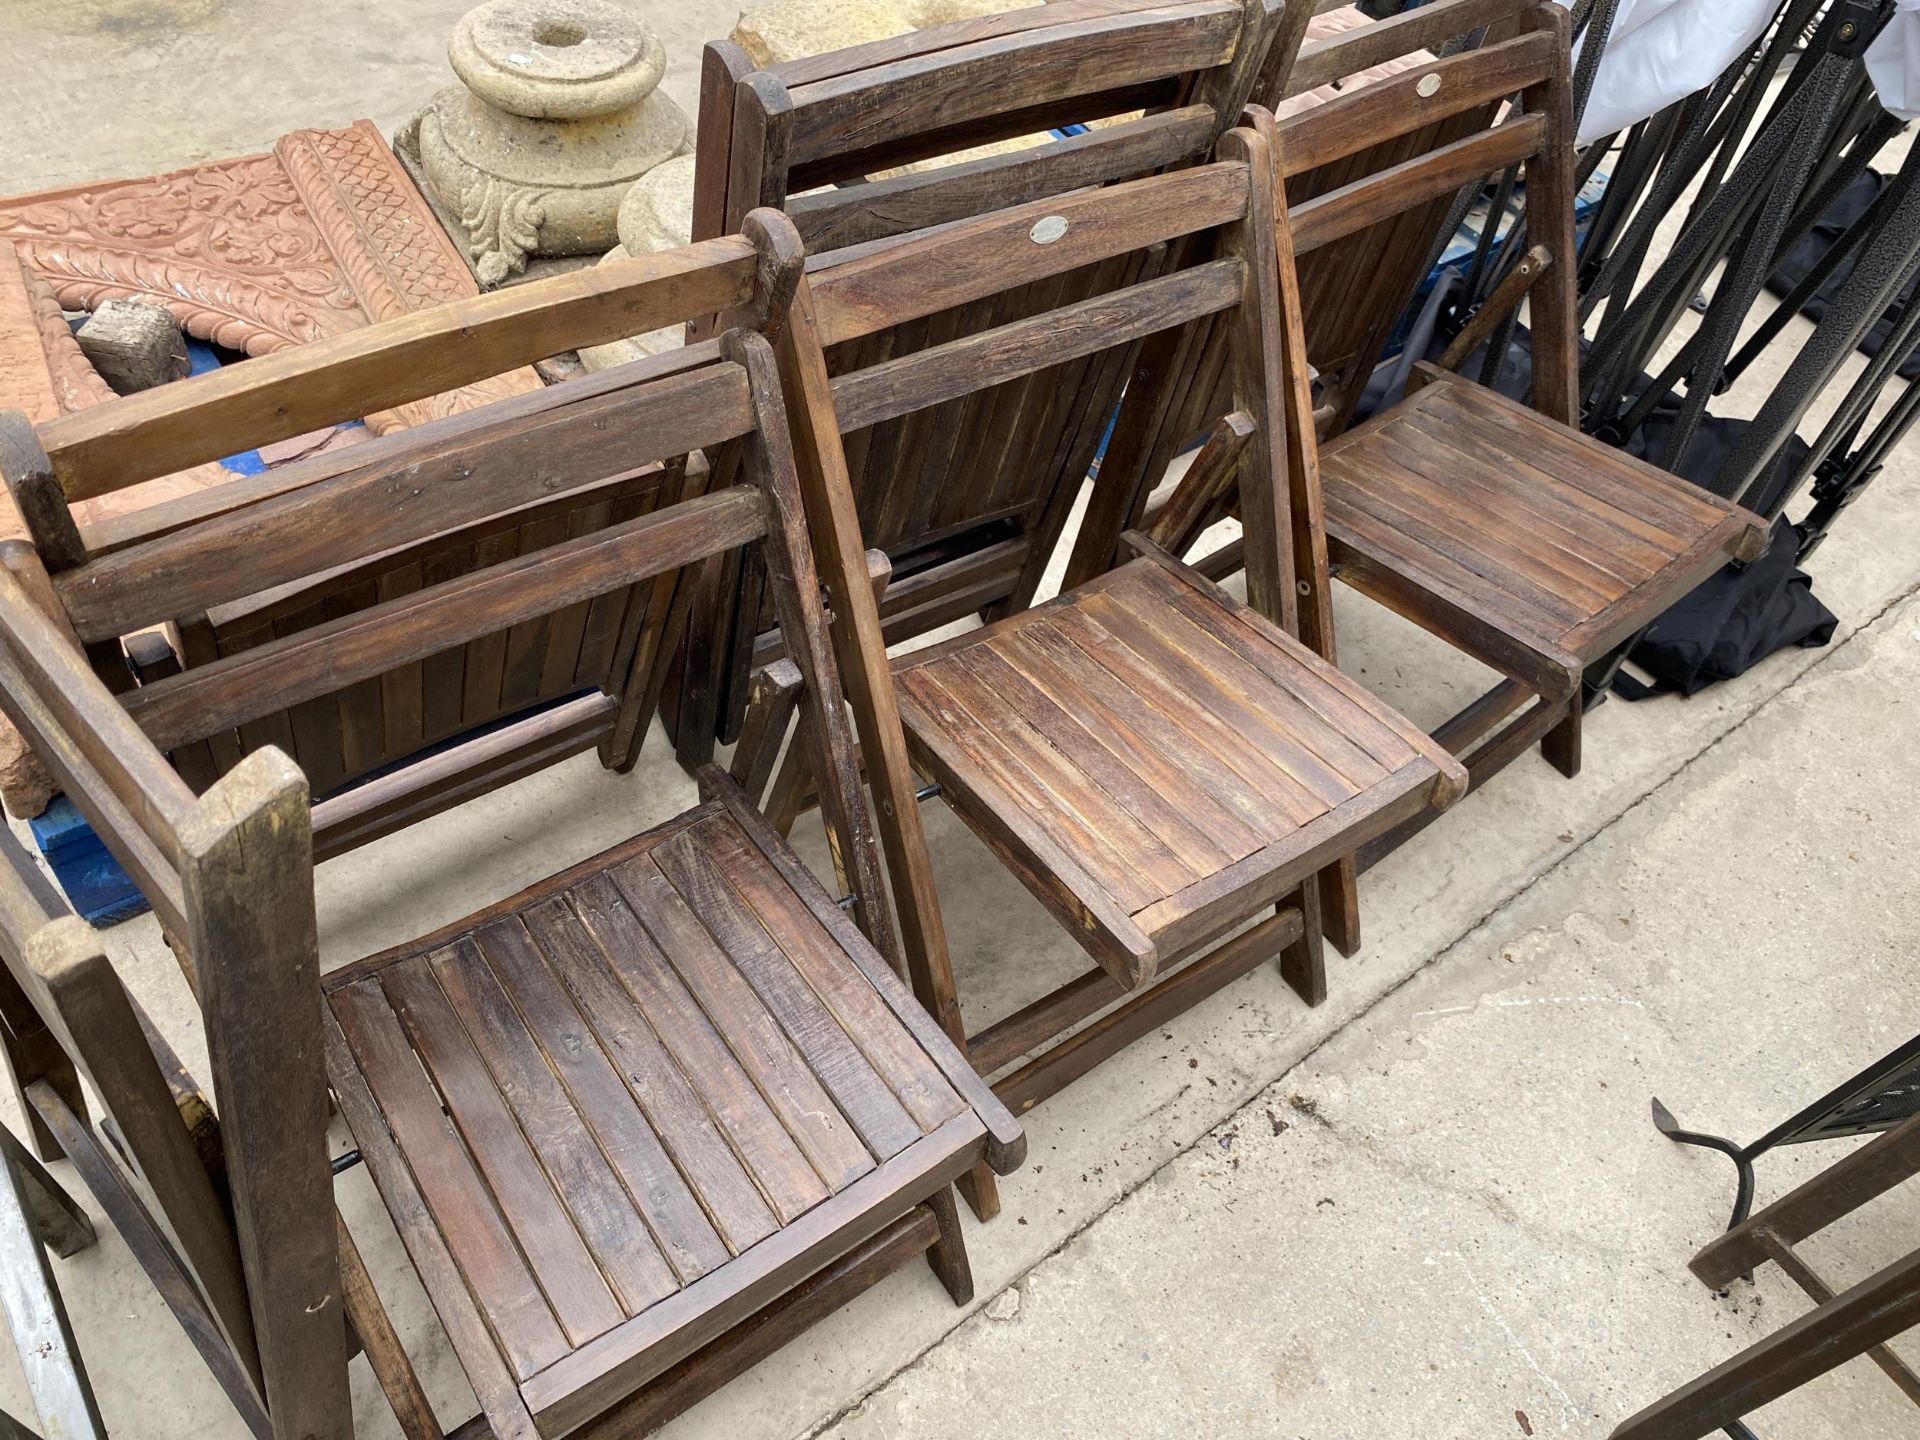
[1611,517,1837,698]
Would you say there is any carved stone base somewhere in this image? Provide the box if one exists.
[407,0,694,287]
[391,132,605,291]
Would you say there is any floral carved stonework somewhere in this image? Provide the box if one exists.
[0,119,540,433]
[0,122,543,817]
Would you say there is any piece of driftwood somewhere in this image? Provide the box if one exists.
[0,222,1021,1439]
[677,0,1304,762]
[748,137,1464,1223]
[74,300,188,396]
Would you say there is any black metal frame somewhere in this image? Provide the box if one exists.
[1651,1031,1920,1231]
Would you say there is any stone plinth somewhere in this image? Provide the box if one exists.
[410,0,694,286]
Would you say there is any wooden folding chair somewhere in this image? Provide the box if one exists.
[677,0,1303,759]
[741,131,1466,1220]
[1139,3,1767,867]
[0,224,1022,1438]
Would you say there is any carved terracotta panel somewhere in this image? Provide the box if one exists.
[0,122,544,817]
[0,119,540,435]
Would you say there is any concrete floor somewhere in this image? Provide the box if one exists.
[4,4,1920,1438]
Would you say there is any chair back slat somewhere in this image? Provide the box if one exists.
[1281,0,1519,97]
[779,0,1244,171]
[785,104,1220,252]
[1276,28,1554,175]
[830,257,1246,432]
[812,159,1252,346]
[1289,110,1545,255]
[36,239,760,503]
[122,484,769,754]
[55,358,754,644]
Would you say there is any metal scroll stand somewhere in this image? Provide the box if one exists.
[1627,1036,1920,1438]
[1651,1032,1920,1232]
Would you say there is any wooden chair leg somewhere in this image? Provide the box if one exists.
[1542,684,1582,779]
[0,845,87,1164]
[336,1215,441,1440]
[1611,1244,1920,1439]
[1280,883,1327,1006]
[0,1128,93,1260]
[728,659,803,807]
[1317,856,1361,959]
[764,710,815,840]
[923,1185,974,1305]
[957,1163,1001,1224]
[672,548,732,775]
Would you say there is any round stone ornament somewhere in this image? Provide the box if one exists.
[450,0,666,120]
[413,0,694,285]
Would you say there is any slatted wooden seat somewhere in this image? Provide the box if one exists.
[327,783,1008,1437]
[1320,370,1765,695]
[1261,9,1766,849]
[1139,5,1766,864]
[894,544,1457,986]
[0,221,1021,1439]
[678,0,1301,759]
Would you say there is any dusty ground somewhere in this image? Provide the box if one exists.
[1,3,1917,1438]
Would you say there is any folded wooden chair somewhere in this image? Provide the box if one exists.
[16,230,803,862]
[1139,5,1766,865]
[678,0,1302,759]
[738,131,1465,1219]
[0,227,1022,1438]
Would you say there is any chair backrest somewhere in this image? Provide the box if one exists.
[1061,0,1571,587]
[0,222,900,1440]
[1270,0,1576,429]
[681,0,1295,749]
[0,230,808,853]
[155,460,676,824]
[697,0,1299,252]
